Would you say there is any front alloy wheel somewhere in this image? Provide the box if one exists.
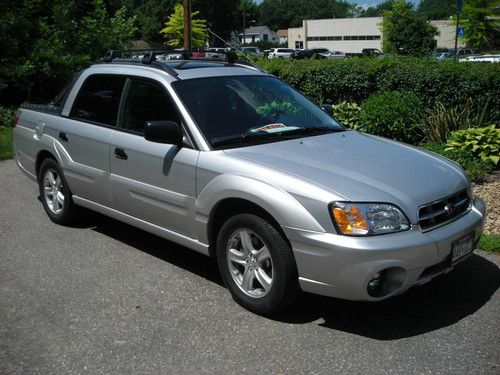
[217,213,300,315]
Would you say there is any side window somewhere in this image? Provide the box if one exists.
[70,75,126,126]
[120,79,181,134]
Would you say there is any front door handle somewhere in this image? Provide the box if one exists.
[59,132,68,142]
[114,148,128,160]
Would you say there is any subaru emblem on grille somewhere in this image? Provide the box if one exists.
[444,203,455,215]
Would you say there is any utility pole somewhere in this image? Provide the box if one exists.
[454,0,463,59]
[183,0,192,50]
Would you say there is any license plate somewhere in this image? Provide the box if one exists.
[451,234,474,263]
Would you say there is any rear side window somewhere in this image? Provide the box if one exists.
[120,79,180,134]
[70,75,126,126]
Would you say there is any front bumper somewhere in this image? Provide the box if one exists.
[283,198,485,301]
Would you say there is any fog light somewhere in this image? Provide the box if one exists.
[367,272,385,297]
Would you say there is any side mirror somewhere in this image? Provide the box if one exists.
[144,121,183,145]
[321,104,333,116]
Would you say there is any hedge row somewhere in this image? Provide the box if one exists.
[257,57,500,120]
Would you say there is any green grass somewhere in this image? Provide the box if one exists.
[478,234,500,253]
[0,126,13,160]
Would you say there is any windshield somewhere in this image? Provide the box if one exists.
[173,76,344,148]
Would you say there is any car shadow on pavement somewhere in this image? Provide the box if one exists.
[274,254,500,340]
[74,209,224,288]
[70,207,498,341]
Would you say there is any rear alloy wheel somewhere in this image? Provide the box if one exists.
[38,158,78,225]
[216,213,300,315]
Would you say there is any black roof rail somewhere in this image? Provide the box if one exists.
[96,48,267,76]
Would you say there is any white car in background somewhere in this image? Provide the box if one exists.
[268,48,296,59]
[459,54,500,63]
[319,50,346,59]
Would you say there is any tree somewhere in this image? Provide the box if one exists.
[381,0,439,56]
[0,0,136,106]
[460,0,500,49]
[258,0,353,31]
[160,3,208,48]
[417,0,455,20]
[360,0,395,17]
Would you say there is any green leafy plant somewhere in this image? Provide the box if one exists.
[160,4,208,48]
[421,97,494,144]
[445,125,500,165]
[359,91,425,144]
[331,102,362,129]
[256,57,500,121]
[478,235,500,253]
[423,143,495,182]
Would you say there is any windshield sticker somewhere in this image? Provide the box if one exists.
[251,124,300,133]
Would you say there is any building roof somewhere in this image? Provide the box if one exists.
[276,29,288,37]
[239,25,272,36]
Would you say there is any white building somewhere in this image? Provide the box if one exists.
[239,26,279,44]
[288,17,462,53]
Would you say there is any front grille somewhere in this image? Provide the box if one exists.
[418,189,471,231]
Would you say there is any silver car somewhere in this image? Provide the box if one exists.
[13,53,485,315]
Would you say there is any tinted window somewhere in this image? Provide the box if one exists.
[120,79,180,134]
[70,75,126,126]
[173,76,343,147]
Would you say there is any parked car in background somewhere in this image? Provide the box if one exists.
[436,52,454,61]
[453,48,478,57]
[268,48,296,59]
[459,54,500,63]
[293,48,329,59]
[319,50,346,59]
[206,48,228,59]
[239,46,264,58]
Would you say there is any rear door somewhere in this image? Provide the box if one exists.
[58,74,126,206]
[109,77,199,238]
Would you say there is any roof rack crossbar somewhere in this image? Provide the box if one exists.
[97,49,267,75]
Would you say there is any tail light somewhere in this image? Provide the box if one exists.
[13,115,19,127]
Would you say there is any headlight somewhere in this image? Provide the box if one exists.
[330,202,410,236]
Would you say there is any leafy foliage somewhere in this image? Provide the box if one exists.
[258,0,353,30]
[460,0,500,49]
[331,102,362,129]
[421,98,494,144]
[423,143,495,182]
[445,125,500,165]
[257,57,500,121]
[381,0,439,56]
[160,4,208,48]
[0,0,136,106]
[359,0,395,17]
[359,91,425,144]
[417,0,455,20]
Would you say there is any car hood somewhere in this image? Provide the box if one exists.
[224,131,468,223]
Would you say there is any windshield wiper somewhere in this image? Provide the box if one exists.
[211,126,345,148]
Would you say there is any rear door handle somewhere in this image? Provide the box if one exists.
[114,148,128,160]
[59,132,68,142]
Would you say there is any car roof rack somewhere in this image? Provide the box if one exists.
[95,49,267,78]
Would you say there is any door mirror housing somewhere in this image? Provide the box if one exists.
[144,121,183,145]
[321,104,333,116]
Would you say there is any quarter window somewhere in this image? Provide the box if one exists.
[70,75,126,126]
[120,79,180,134]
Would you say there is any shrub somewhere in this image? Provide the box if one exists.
[359,91,425,144]
[420,98,494,144]
[423,143,495,183]
[331,102,362,129]
[257,57,500,120]
[0,107,16,128]
[445,125,500,166]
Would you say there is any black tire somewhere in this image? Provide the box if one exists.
[38,158,78,225]
[216,213,300,315]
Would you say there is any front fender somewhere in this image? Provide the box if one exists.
[195,174,325,244]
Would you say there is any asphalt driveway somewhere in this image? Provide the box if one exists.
[0,159,499,374]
